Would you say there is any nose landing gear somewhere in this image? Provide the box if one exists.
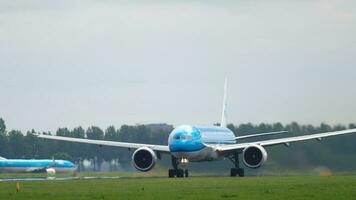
[168,156,189,178]
[168,169,187,178]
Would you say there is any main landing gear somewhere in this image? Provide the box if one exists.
[168,156,189,178]
[229,151,244,177]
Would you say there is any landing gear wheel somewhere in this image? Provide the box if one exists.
[237,168,244,177]
[169,156,179,178]
[168,169,175,178]
[230,168,237,177]
[177,169,184,178]
[229,151,245,177]
[169,156,190,178]
[230,168,244,177]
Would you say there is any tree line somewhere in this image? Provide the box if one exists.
[1,117,356,173]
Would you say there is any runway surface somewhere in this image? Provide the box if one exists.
[0,176,122,182]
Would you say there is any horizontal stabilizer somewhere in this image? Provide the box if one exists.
[235,131,288,140]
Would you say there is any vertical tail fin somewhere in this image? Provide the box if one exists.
[0,156,7,160]
[221,77,228,127]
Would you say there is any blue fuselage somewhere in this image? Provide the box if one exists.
[168,125,235,161]
[0,159,76,173]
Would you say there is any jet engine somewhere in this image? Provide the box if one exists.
[242,144,268,168]
[46,168,56,175]
[132,147,157,172]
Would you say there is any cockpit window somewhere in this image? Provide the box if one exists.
[174,135,192,140]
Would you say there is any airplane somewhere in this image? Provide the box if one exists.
[36,79,356,178]
[0,156,76,175]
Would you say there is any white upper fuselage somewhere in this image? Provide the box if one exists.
[0,159,77,173]
[168,125,235,162]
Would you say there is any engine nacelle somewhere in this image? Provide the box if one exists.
[46,168,56,175]
[132,147,157,172]
[242,144,268,168]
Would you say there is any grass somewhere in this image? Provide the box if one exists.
[1,175,356,200]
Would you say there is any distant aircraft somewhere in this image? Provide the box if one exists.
[0,156,76,175]
[36,79,356,177]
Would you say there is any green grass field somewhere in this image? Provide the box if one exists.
[1,175,356,200]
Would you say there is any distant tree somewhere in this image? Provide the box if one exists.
[72,127,85,138]
[86,126,104,140]
[8,130,25,158]
[301,124,317,135]
[119,125,131,142]
[135,125,150,143]
[52,152,73,162]
[349,123,356,129]
[0,118,6,136]
[25,131,40,158]
[319,123,332,132]
[150,129,169,145]
[257,123,273,133]
[104,126,118,141]
[333,124,346,131]
[86,126,105,166]
[287,122,302,134]
[237,123,255,135]
[56,128,71,137]
[272,122,284,131]
[0,134,9,158]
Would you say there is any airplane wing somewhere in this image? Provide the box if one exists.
[208,128,356,152]
[36,134,170,153]
[235,131,288,140]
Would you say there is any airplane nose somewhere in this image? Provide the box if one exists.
[170,140,188,152]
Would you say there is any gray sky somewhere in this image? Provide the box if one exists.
[1,0,355,133]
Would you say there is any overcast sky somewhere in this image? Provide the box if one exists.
[1,0,355,133]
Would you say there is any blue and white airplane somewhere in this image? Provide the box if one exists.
[36,79,356,177]
[0,156,76,175]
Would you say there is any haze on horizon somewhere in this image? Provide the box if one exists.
[0,0,355,133]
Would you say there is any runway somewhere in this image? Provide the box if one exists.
[0,176,122,182]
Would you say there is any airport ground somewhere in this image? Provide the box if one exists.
[1,173,356,200]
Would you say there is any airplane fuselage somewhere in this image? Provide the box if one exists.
[0,159,76,173]
[168,125,235,162]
